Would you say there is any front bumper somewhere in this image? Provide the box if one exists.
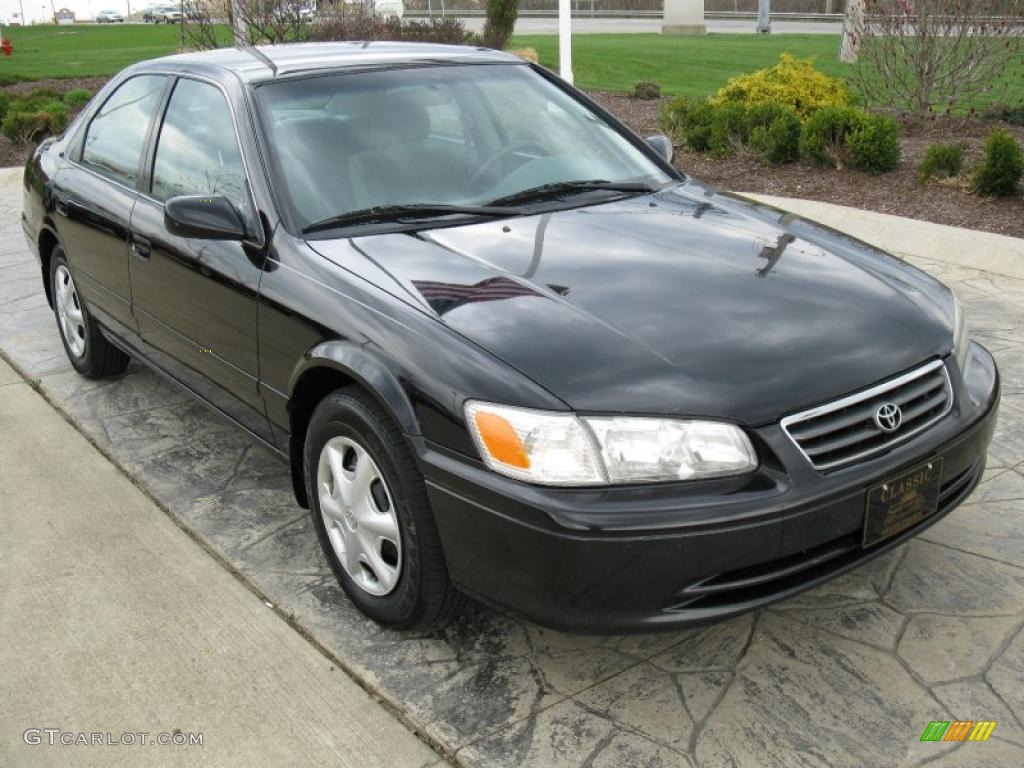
[420,344,1000,634]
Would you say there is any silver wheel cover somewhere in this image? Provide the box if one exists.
[317,436,402,596]
[55,264,86,358]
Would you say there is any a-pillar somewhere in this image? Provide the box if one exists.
[662,0,706,36]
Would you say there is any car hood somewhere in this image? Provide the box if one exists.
[312,181,955,425]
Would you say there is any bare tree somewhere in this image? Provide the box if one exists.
[851,0,1024,116]
[840,0,865,62]
[183,0,316,49]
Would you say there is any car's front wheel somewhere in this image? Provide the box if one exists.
[305,387,463,630]
[50,248,130,379]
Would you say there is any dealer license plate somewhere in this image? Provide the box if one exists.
[863,457,944,548]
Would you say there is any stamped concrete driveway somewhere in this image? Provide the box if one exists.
[1,165,1023,767]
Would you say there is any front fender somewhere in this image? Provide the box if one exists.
[290,340,420,436]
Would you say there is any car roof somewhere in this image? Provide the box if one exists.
[135,42,523,84]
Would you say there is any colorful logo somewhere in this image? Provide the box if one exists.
[920,721,996,742]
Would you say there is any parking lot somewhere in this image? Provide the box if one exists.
[1,166,1023,766]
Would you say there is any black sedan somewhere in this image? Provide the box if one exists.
[21,43,999,633]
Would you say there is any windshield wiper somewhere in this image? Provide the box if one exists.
[486,179,660,207]
[302,203,521,235]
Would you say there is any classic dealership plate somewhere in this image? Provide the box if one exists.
[863,457,944,547]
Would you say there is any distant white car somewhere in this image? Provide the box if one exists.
[375,0,404,19]
[95,10,125,23]
[152,5,182,23]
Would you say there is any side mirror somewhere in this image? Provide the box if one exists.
[165,195,247,241]
[646,134,674,164]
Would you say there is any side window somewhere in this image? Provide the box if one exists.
[151,79,247,209]
[81,75,165,188]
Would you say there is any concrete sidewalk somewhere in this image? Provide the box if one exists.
[0,358,441,768]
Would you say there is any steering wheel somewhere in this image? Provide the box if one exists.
[470,142,549,191]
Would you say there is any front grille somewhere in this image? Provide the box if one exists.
[781,360,953,470]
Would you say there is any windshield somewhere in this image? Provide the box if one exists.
[254,63,671,233]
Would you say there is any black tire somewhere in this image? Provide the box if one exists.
[50,248,130,379]
[305,386,463,630]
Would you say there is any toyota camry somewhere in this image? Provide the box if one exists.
[21,43,999,633]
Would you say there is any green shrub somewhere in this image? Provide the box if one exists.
[12,88,62,111]
[708,103,750,156]
[981,105,1024,126]
[660,96,703,139]
[630,81,662,100]
[63,89,92,109]
[660,97,719,152]
[0,93,10,124]
[746,103,802,164]
[917,143,965,184]
[847,114,901,173]
[800,106,866,168]
[712,53,852,119]
[972,128,1023,197]
[1,102,69,144]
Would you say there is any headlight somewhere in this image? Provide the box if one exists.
[465,402,605,485]
[465,402,757,486]
[953,293,970,372]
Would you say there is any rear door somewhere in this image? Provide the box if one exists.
[128,76,273,444]
[52,74,167,339]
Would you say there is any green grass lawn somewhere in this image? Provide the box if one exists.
[2,25,1018,110]
[0,24,182,81]
[1,24,850,97]
[512,33,853,97]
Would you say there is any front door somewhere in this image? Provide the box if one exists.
[129,76,272,444]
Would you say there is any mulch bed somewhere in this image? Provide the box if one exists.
[3,78,1022,239]
[591,90,1024,240]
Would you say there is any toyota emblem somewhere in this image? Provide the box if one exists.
[874,402,903,433]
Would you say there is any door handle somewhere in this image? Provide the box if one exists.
[54,197,69,217]
[131,236,152,260]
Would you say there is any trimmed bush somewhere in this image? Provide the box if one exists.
[630,81,662,100]
[15,88,62,110]
[660,97,719,152]
[708,103,749,157]
[847,114,901,174]
[745,103,802,164]
[1,101,69,144]
[918,143,965,184]
[63,89,92,109]
[660,96,702,139]
[712,53,852,119]
[973,128,1024,197]
[312,13,474,46]
[982,105,1024,126]
[800,106,866,169]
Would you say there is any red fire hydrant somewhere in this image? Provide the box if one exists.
[0,37,12,57]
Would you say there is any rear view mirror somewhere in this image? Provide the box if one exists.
[165,195,248,241]
[646,134,674,164]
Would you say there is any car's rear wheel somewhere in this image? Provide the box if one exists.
[50,248,130,379]
[305,386,463,630]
